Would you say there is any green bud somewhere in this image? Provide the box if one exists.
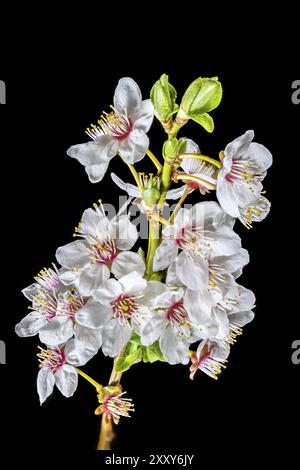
[142,187,160,206]
[163,138,179,160]
[178,77,222,133]
[150,74,179,123]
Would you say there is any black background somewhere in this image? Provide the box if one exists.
[0,13,299,466]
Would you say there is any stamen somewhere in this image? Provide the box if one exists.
[37,346,65,371]
[86,106,132,141]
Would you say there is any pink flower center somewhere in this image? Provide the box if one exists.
[33,291,58,320]
[112,293,138,323]
[166,300,188,325]
[225,158,256,184]
[86,108,133,141]
[64,291,84,320]
[92,240,117,265]
[37,346,65,371]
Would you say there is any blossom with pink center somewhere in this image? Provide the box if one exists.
[37,339,97,404]
[153,201,241,290]
[56,201,145,296]
[79,271,153,358]
[16,268,103,348]
[67,77,154,183]
[140,286,206,365]
[216,130,272,225]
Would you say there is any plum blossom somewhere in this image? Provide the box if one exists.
[78,271,153,357]
[56,202,145,297]
[67,78,154,183]
[153,201,241,290]
[216,130,272,224]
[189,340,229,380]
[37,339,97,404]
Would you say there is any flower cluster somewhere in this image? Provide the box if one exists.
[16,75,272,447]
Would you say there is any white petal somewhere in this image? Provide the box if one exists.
[59,269,81,286]
[212,225,241,258]
[160,327,190,365]
[77,263,110,297]
[111,251,145,279]
[67,138,114,166]
[174,207,193,229]
[119,130,149,164]
[183,138,201,154]
[111,173,141,198]
[166,185,187,200]
[74,324,102,350]
[15,312,47,337]
[176,252,208,291]
[64,338,98,366]
[247,142,273,173]
[165,262,183,286]
[113,215,138,250]
[76,298,112,329]
[39,317,74,346]
[101,319,132,357]
[213,248,249,276]
[56,241,90,269]
[54,364,78,398]
[140,312,167,346]
[153,289,184,309]
[132,99,154,132]
[224,130,254,159]
[114,77,142,116]
[229,310,254,327]
[184,289,213,325]
[153,239,178,271]
[37,368,55,404]
[119,271,147,296]
[85,161,109,183]
[216,179,241,218]
[93,278,122,303]
[236,285,256,311]
[140,281,167,307]
[22,283,38,300]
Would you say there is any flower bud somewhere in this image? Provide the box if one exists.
[177,77,222,133]
[163,138,179,161]
[150,74,179,127]
[142,175,161,206]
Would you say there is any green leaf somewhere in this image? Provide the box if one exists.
[190,112,214,133]
[143,341,165,363]
[114,347,143,373]
[181,77,222,117]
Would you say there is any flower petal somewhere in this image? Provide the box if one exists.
[39,317,74,346]
[224,130,254,160]
[15,312,47,337]
[119,130,149,164]
[54,364,78,398]
[85,161,109,183]
[132,99,154,132]
[166,185,187,200]
[67,138,114,166]
[101,319,132,357]
[64,338,98,366]
[56,241,90,269]
[111,173,141,198]
[76,298,112,329]
[93,278,122,304]
[118,271,147,296]
[229,310,254,327]
[113,215,138,250]
[77,263,110,297]
[37,368,55,404]
[246,142,273,173]
[153,239,178,271]
[160,327,190,365]
[216,180,241,218]
[140,311,167,346]
[113,77,142,116]
[140,281,167,307]
[176,252,208,291]
[111,251,145,279]
[74,324,102,350]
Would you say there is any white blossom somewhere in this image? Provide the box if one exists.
[67,78,154,183]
